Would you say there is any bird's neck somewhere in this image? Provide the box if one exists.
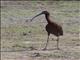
[45,14,51,23]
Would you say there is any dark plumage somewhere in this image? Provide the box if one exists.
[30,11,63,50]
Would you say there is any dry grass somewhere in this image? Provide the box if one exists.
[1,1,80,60]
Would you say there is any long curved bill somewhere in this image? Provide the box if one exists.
[31,12,43,21]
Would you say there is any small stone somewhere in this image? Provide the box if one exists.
[23,33,27,36]
[28,31,31,33]
[32,53,40,57]
[76,44,80,46]
[28,46,37,50]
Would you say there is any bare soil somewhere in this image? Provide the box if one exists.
[1,1,80,60]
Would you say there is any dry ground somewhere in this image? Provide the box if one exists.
[1,1,80,60]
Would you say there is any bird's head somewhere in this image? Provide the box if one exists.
[41,11,49,15]
[30,11,49,21]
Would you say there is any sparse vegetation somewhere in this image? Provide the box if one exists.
[1,1,80,60]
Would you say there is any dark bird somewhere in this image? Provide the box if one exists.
[30,11,63,50]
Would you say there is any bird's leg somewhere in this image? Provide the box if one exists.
[57,36,60,50]
[42,33,50,50]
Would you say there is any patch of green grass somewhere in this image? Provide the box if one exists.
[1,25,45,35]
[1,9,33,18]
[65,24,79,33]
[1,1,80,54]
[1,1,79,20]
